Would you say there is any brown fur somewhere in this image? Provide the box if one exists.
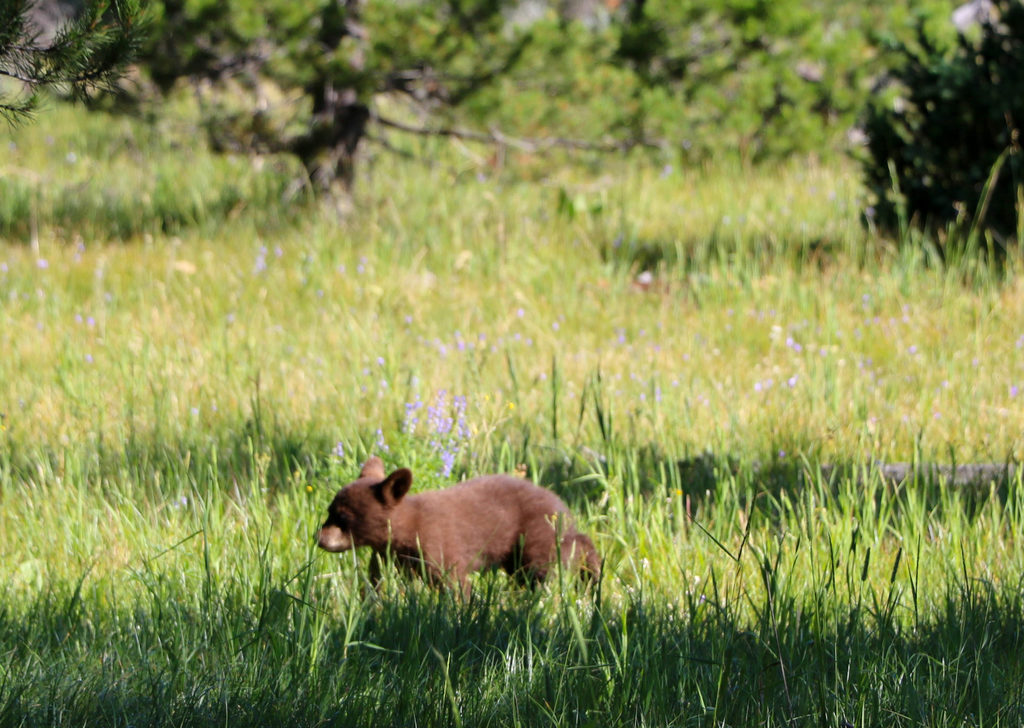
[316,456,600,593]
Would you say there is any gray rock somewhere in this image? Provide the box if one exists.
[28,0,85,45]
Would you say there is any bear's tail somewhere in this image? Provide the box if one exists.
[563,532,601,582]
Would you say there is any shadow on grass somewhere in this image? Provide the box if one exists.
[0,418,341,501]
[3,430,1024,726]
[597,229,850,280]
[522,445,1020,528]
[2,560,1024,727]
[2,427,1016,530]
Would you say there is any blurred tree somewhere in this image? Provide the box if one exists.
[144,0,540,197]
[138,0,890,198]
[0,0,145,124]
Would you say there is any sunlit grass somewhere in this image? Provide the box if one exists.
[1,133,1022,462]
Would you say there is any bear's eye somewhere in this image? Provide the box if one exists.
[336,512,350,531]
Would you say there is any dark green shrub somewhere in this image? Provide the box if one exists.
[861,0,1024,253]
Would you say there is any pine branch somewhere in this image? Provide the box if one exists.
[1,0,146,123]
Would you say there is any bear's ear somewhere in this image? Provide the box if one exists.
[374,468,412,505]
[360,456,386,480]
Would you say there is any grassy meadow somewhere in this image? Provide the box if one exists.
[2,102,1024,726]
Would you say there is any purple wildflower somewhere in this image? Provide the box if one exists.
[253,247,268,274]
[403,397,424,435]
[410,390,474,477]
[454,396,469,439]
[439,448,457,478]
[427,391,452,436]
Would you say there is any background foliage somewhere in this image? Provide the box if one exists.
[132,0,948,185]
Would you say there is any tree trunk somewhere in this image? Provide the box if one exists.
[292,0,369,197]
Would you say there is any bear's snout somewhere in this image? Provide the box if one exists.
[317,524,352,552]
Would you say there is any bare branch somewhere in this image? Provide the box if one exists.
[0,68,36,84]
[372,111,665,154]
[364,132,420,161]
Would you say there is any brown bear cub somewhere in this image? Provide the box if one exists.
[316,456,600,593]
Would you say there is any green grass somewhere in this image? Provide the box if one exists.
[2,103,1024,727]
